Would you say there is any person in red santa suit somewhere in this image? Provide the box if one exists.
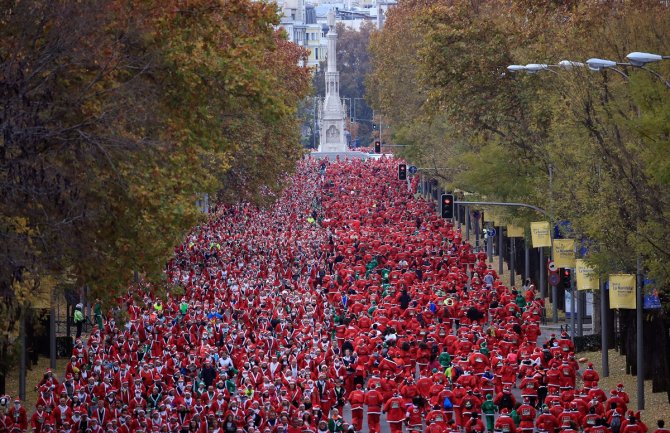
[558,360,576,390]
[615,383,630,405]
[52,397,73,429]
[399,376,419,406]
[495,408,517,433]
[499,360,517,390]
[535,405,560,433]
[519,372,539,408]
[468,349,489,375]
[364,382,384,433]
[405,400,425,432]
[460,389,482,427]
[493,387,516,413]
[31,403,51,433]
[383,391,406,433]
[558,403,582,430]
[425,409,448,433]
[605,390,628,416]
[347,384,365,431]
[464,412,486,433]
[451,383,467,425]
[623,415,645,433]
[581,406,602,431]
[582,363,600,390]
[416,373,434,401]
[517,397,537,433]
[313,373,333,417]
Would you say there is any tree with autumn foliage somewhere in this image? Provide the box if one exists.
[368,0,670,398]
[0,0,310,393]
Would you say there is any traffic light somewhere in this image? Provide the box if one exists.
[374,140,381,153]
[441,193,455,219]
[561,268,572,289]
[398,163,407,180]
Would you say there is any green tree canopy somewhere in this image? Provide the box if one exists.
[0,0,310,389]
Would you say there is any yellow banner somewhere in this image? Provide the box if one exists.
[493,215,502,226]
[530,221,552,248]
[575,259,599,291]
[553,239,575,269]
[609,274,636,309]
[486,209,500,226]
[507,224,524,238]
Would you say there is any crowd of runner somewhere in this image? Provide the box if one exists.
[1,158,666,433]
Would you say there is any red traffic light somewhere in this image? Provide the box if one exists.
[441,193,455,219]
[398,164,407,180]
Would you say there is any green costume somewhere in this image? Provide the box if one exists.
[515,294,527,310]
[481,395,498,431]
[438,351,452,368]
[328,417,344,433]
[94,301,103,330]
[365,259,378,278]
[510,408,521,426]
[225,378,237,394]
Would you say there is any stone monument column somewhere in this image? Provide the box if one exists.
[318,9,347,153]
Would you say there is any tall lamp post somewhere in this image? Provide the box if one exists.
[506,51,669,410]
[508,52,670,88]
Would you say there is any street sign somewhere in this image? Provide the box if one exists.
[488,228,496,237]
[408,165,418,175]
[548,260,557,272]
[549,273,560,287]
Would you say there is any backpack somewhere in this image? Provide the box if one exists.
[610,416,621,433]
[443,397,453,410]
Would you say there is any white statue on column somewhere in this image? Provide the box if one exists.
[318,9,347,153]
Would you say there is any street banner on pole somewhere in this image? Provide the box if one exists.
[553,239,575,268]
[576,259,599,291]
[486,208,500,226]
[609,274,636,309]
[507,224,524,237]
[530,221,552,247]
